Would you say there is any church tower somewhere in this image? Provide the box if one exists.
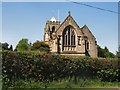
[44,17,60,44]
[44,16,60,52]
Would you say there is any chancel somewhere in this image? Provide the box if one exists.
[44,11,97,57]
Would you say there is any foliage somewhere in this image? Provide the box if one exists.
[31,41,49,52]
[97,69,119,82]
[2,77,119,89]
[15,39,30,51]
[15,39,49,52]
[97,45,115,58]
[0,42,1,50]
[1,51,119,88]
[2,43,9,50]
[116,45,120,58]
[116,51,120,58]
[0,42,13,51]
[9,45,13,51]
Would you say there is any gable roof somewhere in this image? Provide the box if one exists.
[56,12,84,35]
[81,25,96,40]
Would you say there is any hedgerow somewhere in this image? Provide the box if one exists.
[1,51,119,88]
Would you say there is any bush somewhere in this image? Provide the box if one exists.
[31,41,49,52]
[1,51,119,88]
[97,69,119,82]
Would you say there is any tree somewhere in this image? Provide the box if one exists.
[16,38,29,51]
[97,45,115,58]
[0,42,14,51]
[104,46,109,52]
[2,42,9,50]
[116,45,120,58]
[104,46,115,58]
[0,42,2,50]
[31,41,49,52]
[9,45,13,51]
[116,51,120,58]
[97,45,105,57]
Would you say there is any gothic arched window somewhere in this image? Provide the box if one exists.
[71,30,75,45]
[85,39,89,50]
[62,25,76,51]
[87,42,89,50]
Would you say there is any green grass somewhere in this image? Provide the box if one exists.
[5,77,119,89]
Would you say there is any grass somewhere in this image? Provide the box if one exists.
[5,77,119,89]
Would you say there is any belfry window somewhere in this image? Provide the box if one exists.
[52,26,55,32]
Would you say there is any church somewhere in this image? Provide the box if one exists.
[44,11,97,57]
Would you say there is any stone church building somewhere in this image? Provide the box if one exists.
[44,12,97,57]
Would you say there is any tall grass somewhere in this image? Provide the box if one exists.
[4,77,119,89]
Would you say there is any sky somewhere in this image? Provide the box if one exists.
[1,1,118,54]
[1,0,119,2]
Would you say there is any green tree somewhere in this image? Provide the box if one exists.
[2,42,9,50]
[9,45,13,51]
[116,51,120,58]
[97,45,115,58]
[107,52,115,58]
[0,42,14,51]
[31,41,49,52]
[104,46,115,58]
[0,42,2,50]
[97,45,105,57]
[104,46,109,52]
[116,45,120,58]
[16,38,29,51]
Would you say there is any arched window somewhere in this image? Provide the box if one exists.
[87,42,89,50]
[64,30,68,45]
[71,30,75,45]
[52,26,55,32]
[85,39,89,50]
[62,25,76,51]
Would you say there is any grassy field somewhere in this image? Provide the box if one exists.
[6,77,119,89]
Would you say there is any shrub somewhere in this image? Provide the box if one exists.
[31,41,49,53]
[1,51,119,88]
[97,69,119,82]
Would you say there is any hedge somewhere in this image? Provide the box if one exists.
[1,51,120,87]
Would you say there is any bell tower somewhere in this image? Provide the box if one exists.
[44,16,60,44]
